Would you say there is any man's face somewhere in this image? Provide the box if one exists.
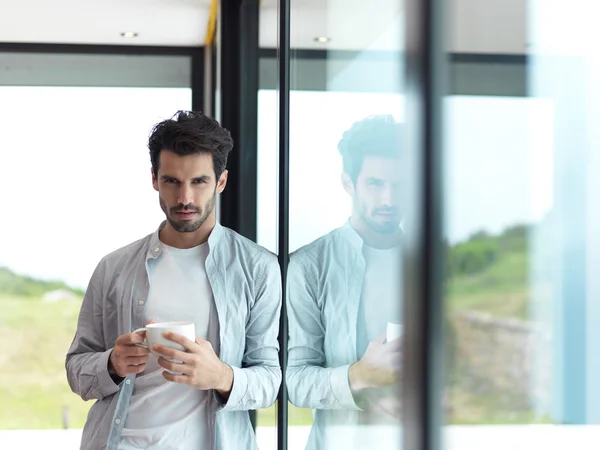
[346,156,403,234]
[152,151,227,233]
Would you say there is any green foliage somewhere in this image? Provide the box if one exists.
[445,224,528,279]
[445,224,530,319]
[0,266,84,298]
[0,297,91,429]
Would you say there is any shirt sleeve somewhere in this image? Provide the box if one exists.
[65,260,121,401]
[216,253,282,412]
[285,254,362,411]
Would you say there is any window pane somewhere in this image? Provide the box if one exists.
[274,2,405,448]
[0,80,191,444]
[443,0,599,448]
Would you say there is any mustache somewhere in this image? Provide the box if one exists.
[171,205,200,213]
[374,207,398,214]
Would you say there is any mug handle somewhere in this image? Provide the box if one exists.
[133,327,148,349]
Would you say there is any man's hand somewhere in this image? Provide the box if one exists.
[364,391,402,421]
[109,332,150,378]
[348,332,401,392]
[154,333,234,399]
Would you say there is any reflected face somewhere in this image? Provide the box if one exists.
[348,156,403,234]
[152,151,227,233]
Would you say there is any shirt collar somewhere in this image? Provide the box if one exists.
[147,221,224,260]
[340,219,364,251]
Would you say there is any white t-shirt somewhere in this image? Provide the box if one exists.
[119,242,219,450]
[356,244,403,357]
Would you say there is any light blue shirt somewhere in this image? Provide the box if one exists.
[66,222,282,450]
[286,222,366,449]
[287,221,403,449]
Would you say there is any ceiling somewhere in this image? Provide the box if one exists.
[0,0,403,50]
[0,0,212,47]
[0,0,527,53]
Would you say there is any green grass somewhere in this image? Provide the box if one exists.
[0,296,93,429]
[446,252,529,319]
[443,249,549,425]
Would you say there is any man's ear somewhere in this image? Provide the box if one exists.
[216,170,228,194]
[151,168,158,191]
[341,172,355,196]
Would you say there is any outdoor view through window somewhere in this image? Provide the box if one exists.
[0,86,192,429]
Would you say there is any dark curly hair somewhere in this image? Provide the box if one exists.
[337,114,402,182]
[148,110,234,180]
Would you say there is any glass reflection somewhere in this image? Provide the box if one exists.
[287,115,403,449]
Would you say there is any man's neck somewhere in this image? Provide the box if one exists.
[159,214,216,249]
[349,214,402,250]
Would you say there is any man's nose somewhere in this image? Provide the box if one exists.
[381,185,394,206]
[177,184,194,205]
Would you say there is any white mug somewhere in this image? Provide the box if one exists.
[386,321,403,343]
[134,321,195,361]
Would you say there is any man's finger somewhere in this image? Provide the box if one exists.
[162,332,197,352]
[194,335,209,345]
[162,371,190,385]
[157,357,190,375]
[152,344,194,363]
[129,363,147,374]
[119,362,147,376]
[126,355,150,366]
[121,345,150,357]
[120,332,146,345]
[384,339,402,351]
[374,332,387,344]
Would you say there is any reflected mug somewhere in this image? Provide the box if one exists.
[386,321,403,343]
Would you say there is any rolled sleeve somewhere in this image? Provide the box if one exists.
[66,260,123,402]
[215,366,249,410]
[96,348,121,398]
[330,365,362,410]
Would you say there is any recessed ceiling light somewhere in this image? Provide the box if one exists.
[314,36,330,43]
[120,32,139,38]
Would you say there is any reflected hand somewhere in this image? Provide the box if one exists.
[366,393,402,420]
[349,332,401,392]
[153,333,234,399]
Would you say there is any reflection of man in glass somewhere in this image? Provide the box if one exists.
[287,115,403,449]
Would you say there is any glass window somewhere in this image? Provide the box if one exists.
[0,67,191,435]
[256,2,406,449]
[443,0,600,448]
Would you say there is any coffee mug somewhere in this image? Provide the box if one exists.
[386,321,403,343]
[133,321,195,360]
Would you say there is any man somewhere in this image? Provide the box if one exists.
[287,115,403,449]
[66,111,282,450]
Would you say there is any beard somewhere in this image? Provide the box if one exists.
[358,203,401,235]
[364,216,400,234]
[160,191,216,233]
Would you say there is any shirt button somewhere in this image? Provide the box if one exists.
[138,300,145,306]
[125,380,131,385]
[115,418,121,425]
[154,247,160,253]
